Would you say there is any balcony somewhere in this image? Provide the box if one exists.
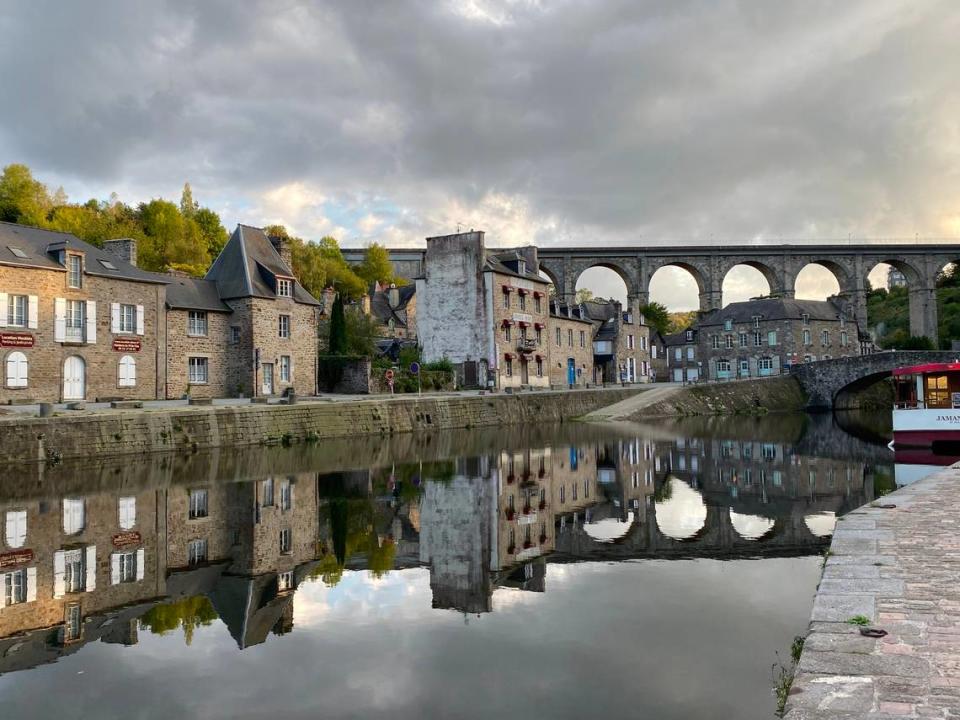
[517,338,537,354]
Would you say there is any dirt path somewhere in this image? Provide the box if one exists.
[581,384,682,421]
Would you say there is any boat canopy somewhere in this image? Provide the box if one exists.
[893,362,960,377]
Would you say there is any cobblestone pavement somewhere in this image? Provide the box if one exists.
[784,465,960,719]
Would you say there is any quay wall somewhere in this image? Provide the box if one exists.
[636,376,809,417]
[0,388,642,464]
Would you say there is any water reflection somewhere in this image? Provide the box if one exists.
[0,417,885,677]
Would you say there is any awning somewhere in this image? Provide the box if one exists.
[517,288,528,295]
[534,322,545,329]
[504,352,515,360]
[501,319,513,327]
[533,291,543,298]
[502,285,514,293]
[518,321,529,327]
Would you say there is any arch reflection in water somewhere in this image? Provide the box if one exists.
[804,511,838,538]
[730,511,776,540]
[653,478,708,541]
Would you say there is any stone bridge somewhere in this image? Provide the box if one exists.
[789,350,960,410]
[345,241,960,343]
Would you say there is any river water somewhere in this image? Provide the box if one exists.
[0,412,930,719]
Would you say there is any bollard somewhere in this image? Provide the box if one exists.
[39,403,53,418]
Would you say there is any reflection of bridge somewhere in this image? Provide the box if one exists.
[554,493,856,561]
[790,351,960,409]
[347,242,960,343]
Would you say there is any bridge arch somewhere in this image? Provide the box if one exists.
[863,257,938,346]
[647,261,711,312]
[793,259,854,298]
[575,262,631,305]
[720,261,777,306]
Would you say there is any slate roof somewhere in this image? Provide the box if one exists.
[484,249,550,284]
[370,283,416,326]
[548,299,593,325]
[664,328,698,346]
[205,225,319,305]
[165,275,232,312]
[698,297,843,327]
[0,221,167,285]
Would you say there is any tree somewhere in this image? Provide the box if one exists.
[640,302,670,335]
[193,207,228,259]
[328,294,348,354]
[138,199,209,274]
[356,243,394,286]
[179,182,198,218]
[0,163,52,225]
[575,288,594,304]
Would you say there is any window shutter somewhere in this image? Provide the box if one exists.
[85,301,97,344]
[16,353,27,388]
[28,295,38,329]
[53,550,66,598]
[54,298,66,342]
[0,572,6,609]
[111,303,120,333]
[136,305,145,335]
[85,545,96,591]
[290,355,295,382]
[129,357,136,385]
[111,553,121,585]
[136,548,145,581]
[26,567,36,602]
[0,292,6,328]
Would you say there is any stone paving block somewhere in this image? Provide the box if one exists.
[811,593,876,623]
[788,675,875,712]
[818,579,906,597]
[798,650,929,678]
[823,565,882,580]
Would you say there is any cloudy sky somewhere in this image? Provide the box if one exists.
[1,0,957,308]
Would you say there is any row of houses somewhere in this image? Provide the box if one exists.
[0,222,319,404]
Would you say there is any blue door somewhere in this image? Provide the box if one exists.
[567,358,576,385]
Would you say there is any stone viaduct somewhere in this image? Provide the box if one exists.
[344,242,960,344]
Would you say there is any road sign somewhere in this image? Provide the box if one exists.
[385,369,395,380]
[409,362,420,375]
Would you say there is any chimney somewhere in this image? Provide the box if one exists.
[388,283,399,308]
[321,287,337,315]
[103,238,138,268]
[269,235,293,270]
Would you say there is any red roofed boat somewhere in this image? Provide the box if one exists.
[893,362,960,448]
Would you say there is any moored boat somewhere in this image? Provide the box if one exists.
[892,362,960,448]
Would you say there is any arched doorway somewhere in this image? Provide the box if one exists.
[63,356,86,400]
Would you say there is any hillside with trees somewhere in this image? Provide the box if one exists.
[867,266,960,349]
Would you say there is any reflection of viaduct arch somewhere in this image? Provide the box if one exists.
[354,243,960,343]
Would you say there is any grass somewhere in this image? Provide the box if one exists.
[772,635,806,716]
[847,615,871,626]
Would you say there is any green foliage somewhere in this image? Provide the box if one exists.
[365,532,397,578]
[399,345,422,368]
[868,277,960,348]
[344,308,379,357]
[317,354,362,392]
[641,302,671,335]
[328,295,348,355]
[267,224,366,300]
[356,243,395,286]
[847,615,871,626]
[0,163,51,225]
[422,357,453,373]
[668,311,698,333]
[140,595,218,646]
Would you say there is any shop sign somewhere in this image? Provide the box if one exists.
[112,337,142,352]
[0,549,34,569]
[0,332,34,348]
[113,531,142,548]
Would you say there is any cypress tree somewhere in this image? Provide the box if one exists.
[329,293,348,354]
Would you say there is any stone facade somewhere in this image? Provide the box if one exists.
[165,307,233,399]
[584,301,652,385]
[490,267,551,390]
[0,233,167,404]
[547,301,594,387]
[649,330,668,382]
[664,327,702,382]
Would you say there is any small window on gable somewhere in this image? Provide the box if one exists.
[8,246,27,259]
[99,259,118,271]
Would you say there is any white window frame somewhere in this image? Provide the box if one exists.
[279,355,291,382]
[118,496,136,530]
[277,278,293,298]
[280,527,292,554]
[188,311,208,337]
[62,498,85,535]
[65,299,85,342]
[279,314,291,339]
[188,356,208,384]
[188,538,207,566]
[67,254,83,288]
[189,489,209,519]
[6,294,27,327]
[118,304,136,334]
[4,567,28,605]
[5,509,27,548]
[278,571,294,592]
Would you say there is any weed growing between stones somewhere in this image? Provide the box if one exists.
[772,635,805,716]
[847,615,871,626]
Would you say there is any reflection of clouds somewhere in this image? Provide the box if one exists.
[295,568,432,627]
[804,511,837,537]
[584,511,634,542]
[729,511,775,540]
[654,478,707,540]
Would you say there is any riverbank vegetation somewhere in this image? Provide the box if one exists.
[868,265,960,349]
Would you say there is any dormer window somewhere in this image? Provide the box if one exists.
[277,278,293,298]
[517,259,526,275]
[67,254,82,288]
[685,330,694,341]
[724,319,732,331]
[802,313,810,326]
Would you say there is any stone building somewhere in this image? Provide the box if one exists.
[164,225,320,399]
[369,282,417,340]
[416,231,551,389]
[547,299,594,387]
[584,300,652,384]
[664,327,701,382]
[696,298,858,380]
[0,222,167,403]
[649,329,668,382]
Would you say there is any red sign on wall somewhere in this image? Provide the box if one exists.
[113,337,142,353]
[113,531,142,548]
[0,549,34,569]
[0,332,35,348]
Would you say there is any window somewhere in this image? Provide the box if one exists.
[725,335,733,349]
[753,332,762,347]
[517,259,526,275]
[802,313,810,325]
[535,327,542,344]
[534,296,541,313]
[4,568,27,605]
[7,246,27,259]
[685,330,694,341]
[118,355,136,387]
[717,359,731,373]
[674,348,682,361]
[277,278,293,298]
[803,329,811,345]
[278,571,294,592]
[63,498,85,535]
[67,254,82,288]
[560,485,565,503]
[189,489,208,519]
[759,357,774,371]
[503,325,511,341]
[767,331,777,346]
[188,538,207,566]
[64,604,82,642]
[628,334,635,350]
[280,528,292,554]
[739,332,747,347]
[711,335,720,349]
[724,319,732,331]
[840,331,848,346]
[281,478,293,511]
[279,314,291,338]
[821,330,829,345]
[99,259,117,271]
[117,551,137,583]
[502,290,510,309]
[761,443,776,460]
[262,477,275,507]
[536,357,543,377]
[580,330,586,347]
[65,300,85,342]
[567,329,573,346]
[188,357,208,384]
[752,316,760,329]
[230,326,241,344]
[63,549,85,593]
[686,347,694,360]
[555,327,561,346]
[519,294,526,311]
[6,294,27,327]
[118,496,136,530]
[188,311,207,337]
[279,355,291,382]
[505,358,513,376]
[5,351,28,388]
[926,374,951,408]
[5,510,26,548]
[519,325,527,341]
[119,304,136,333]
